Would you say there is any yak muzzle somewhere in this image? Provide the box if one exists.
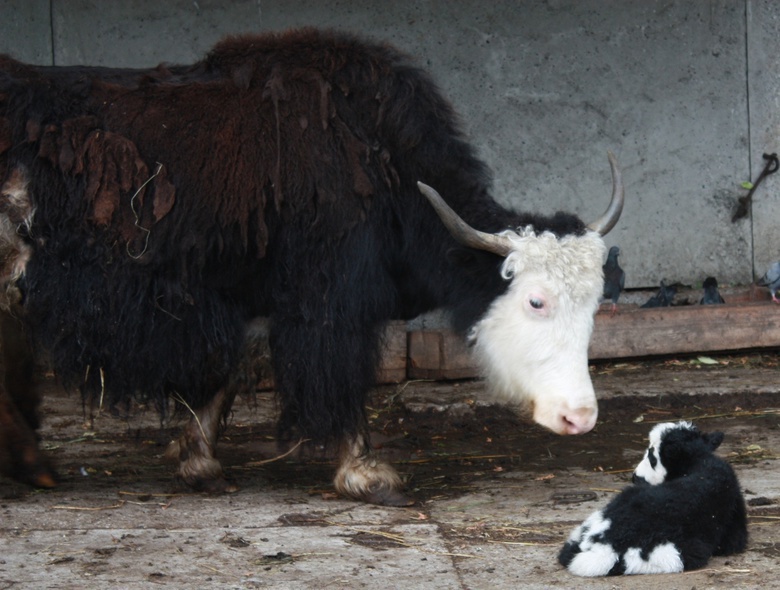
[534,403,598,436]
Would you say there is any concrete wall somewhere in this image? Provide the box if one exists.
[0,0,778,289]
[748,0,780,276]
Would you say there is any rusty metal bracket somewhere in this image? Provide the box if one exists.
[732,152,779,222]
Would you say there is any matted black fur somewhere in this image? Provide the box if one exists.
[0,28,585,442]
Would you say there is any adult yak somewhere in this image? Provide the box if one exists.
[0,28,624,505]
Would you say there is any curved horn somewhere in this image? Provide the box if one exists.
[417,181,513,257]
[586,151,625,236]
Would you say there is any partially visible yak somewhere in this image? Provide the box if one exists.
[0,28,624,504]
[559,421,747,576]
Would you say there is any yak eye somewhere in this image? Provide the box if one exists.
[529,297,544,310]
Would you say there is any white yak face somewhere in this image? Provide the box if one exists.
[469,228,606,435]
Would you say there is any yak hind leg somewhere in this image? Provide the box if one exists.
[165,387,238,494]
[166,317,271,493]
[0,383,56,488]
[0,309,56,488]
[334,432,413,507]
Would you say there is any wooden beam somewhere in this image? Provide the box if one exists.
[589,301,780,359]
[377,320,408,383]
[403,301,780,381]
[407,330,478,380]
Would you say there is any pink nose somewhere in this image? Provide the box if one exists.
[561,407,597,435]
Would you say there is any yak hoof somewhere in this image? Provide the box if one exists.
[0,421,57,489]
[165,438,237,494]
[334,469,414,507]
[25,467,57,489]
[4,444,57,489]
[25,449,57,488]
[334,446,414,506]
[182,473,239,495]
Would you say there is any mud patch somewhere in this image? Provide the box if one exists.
[752,542,780,559]
[444,521,564,547]
[254,551,296,567]
[9,365,780,506]
[277,512,332,526]
[367,387,780,503]
[220,532,251,548]
[346,530,410,550]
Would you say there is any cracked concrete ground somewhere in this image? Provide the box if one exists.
[1,358,780,589]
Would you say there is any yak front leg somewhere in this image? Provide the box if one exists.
[334,432,413,506]
[165,387,238,493]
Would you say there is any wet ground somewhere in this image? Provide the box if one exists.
[1,355,780,589]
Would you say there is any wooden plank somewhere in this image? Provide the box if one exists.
[589,301,780,359]
[407,331,441,379]
[376,320,408,383]
[408,301,780,380]
[407,329,478,380]
[439,330,478,379]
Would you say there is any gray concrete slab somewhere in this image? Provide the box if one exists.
[748,0,780,276]
[50,0,261,69]
[0,0,51,64]
[0,1,774,288]
[1,524,459,589]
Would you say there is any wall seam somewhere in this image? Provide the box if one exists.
[49,0,56,65]
[744,0,755,279]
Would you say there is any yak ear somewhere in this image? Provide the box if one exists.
[704,431,725,451]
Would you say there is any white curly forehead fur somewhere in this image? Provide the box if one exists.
[499,227,606,302]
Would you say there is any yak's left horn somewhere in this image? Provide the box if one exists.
[417,181,513,257]
[586,151,624,236]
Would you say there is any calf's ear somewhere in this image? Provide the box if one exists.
[703,431,724,451]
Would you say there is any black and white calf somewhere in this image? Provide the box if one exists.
[559,421,747,576]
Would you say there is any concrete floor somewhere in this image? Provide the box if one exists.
[1,359,779,589]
